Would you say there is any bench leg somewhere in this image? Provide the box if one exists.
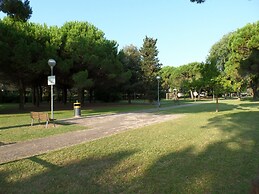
[45,121,49,128]
[31,119,34,126]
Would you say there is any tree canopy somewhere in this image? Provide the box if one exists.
[0,0,32,21]
[229,22,259,99]
[207,21,259,100]
[119,45,142,103]
[190,0,206,3]
[1,1,258,109]
[139,36,161,101]
[0,18,163,107]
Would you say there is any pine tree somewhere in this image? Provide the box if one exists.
[0,0,32,22]
[139,36,161,101]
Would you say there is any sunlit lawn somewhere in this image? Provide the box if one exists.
[0,100,190,143]
[1,99,259,193]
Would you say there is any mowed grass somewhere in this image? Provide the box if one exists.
[0,100,188,143]
[0,110,84,144]
[1,99,259,193]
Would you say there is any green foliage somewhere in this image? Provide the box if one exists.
[0,18,131,105]
[228,21,259,99]
[240,49,259,99]
[119,45,143,102]
[208,32,233,71]
[160,60,224,101]
[169,62,202,92]
[190,0,205,3]
[0,17,62,108]
[207,32,241,94]
[207,21,259,99]
[159,66,176,91]
[59,21,128,102]
[0,0,32,21]
[200,60,219,88]
[139,36,161,100]
[59,21,103,96]
[72,70,93,89]
[140,36,160,78]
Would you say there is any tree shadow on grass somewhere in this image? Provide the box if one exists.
[4,123,256,194]
[1,103,258,193]
[238,102,259,108]
[160,102,238,115]
[0,150,137,194]
[0,124,32,131]
[134,143,259,193]
[130,110,259,193]
[0,120,75,131]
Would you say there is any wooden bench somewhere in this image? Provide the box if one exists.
[30,112,55,128]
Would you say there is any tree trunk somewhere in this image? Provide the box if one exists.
[128,92,132,104]
[237,90,241,100]
[216,96,219,112]
[62,87,67,104]
[32,86,36,105]
[190,90,194,100]
[36,85,40,107]
[18,79,25,110]
[68,89,72,103]
[89,89,93,103]
[79,89,84,106]
[198,88,202,100]
[252,85,257,101]
[40,86,43,102]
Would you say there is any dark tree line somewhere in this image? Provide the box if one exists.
[0,0,162,109]
[159,21,259,108]
[0,17,161,109]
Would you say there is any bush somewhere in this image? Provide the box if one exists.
[0,92,19,103]
[95,91,122,102]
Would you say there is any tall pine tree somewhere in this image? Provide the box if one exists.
[139,36,161,101]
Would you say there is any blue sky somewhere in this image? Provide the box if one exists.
[1,0,259,67]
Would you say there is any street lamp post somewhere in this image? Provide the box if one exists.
[48,59,56,120]
[156,76,161,108]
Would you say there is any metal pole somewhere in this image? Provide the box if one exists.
[50,66,54,120]
[157,79,160,108]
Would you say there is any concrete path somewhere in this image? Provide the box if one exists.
[0,104,195,164]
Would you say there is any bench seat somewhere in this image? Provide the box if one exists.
[30,112,55,128]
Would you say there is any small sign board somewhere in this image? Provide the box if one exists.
[48,76,56,85]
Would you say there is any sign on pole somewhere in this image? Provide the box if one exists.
[48,76,56,85]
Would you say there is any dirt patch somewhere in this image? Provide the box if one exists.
[64,112,184,132]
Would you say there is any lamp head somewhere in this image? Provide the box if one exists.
[48,59,56,68]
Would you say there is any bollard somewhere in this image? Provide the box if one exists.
[73,102,81,117]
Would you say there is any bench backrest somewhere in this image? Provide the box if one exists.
[30,112,49,121]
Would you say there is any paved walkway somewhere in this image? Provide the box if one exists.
[0,104,195,164]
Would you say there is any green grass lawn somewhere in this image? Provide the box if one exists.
[1,99,259,193]
[0,110,85,144]
[0,100,189,143]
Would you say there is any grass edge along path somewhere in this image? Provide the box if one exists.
[1,100,259,193]
[0,104,191,164]
[0,100,196,143]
